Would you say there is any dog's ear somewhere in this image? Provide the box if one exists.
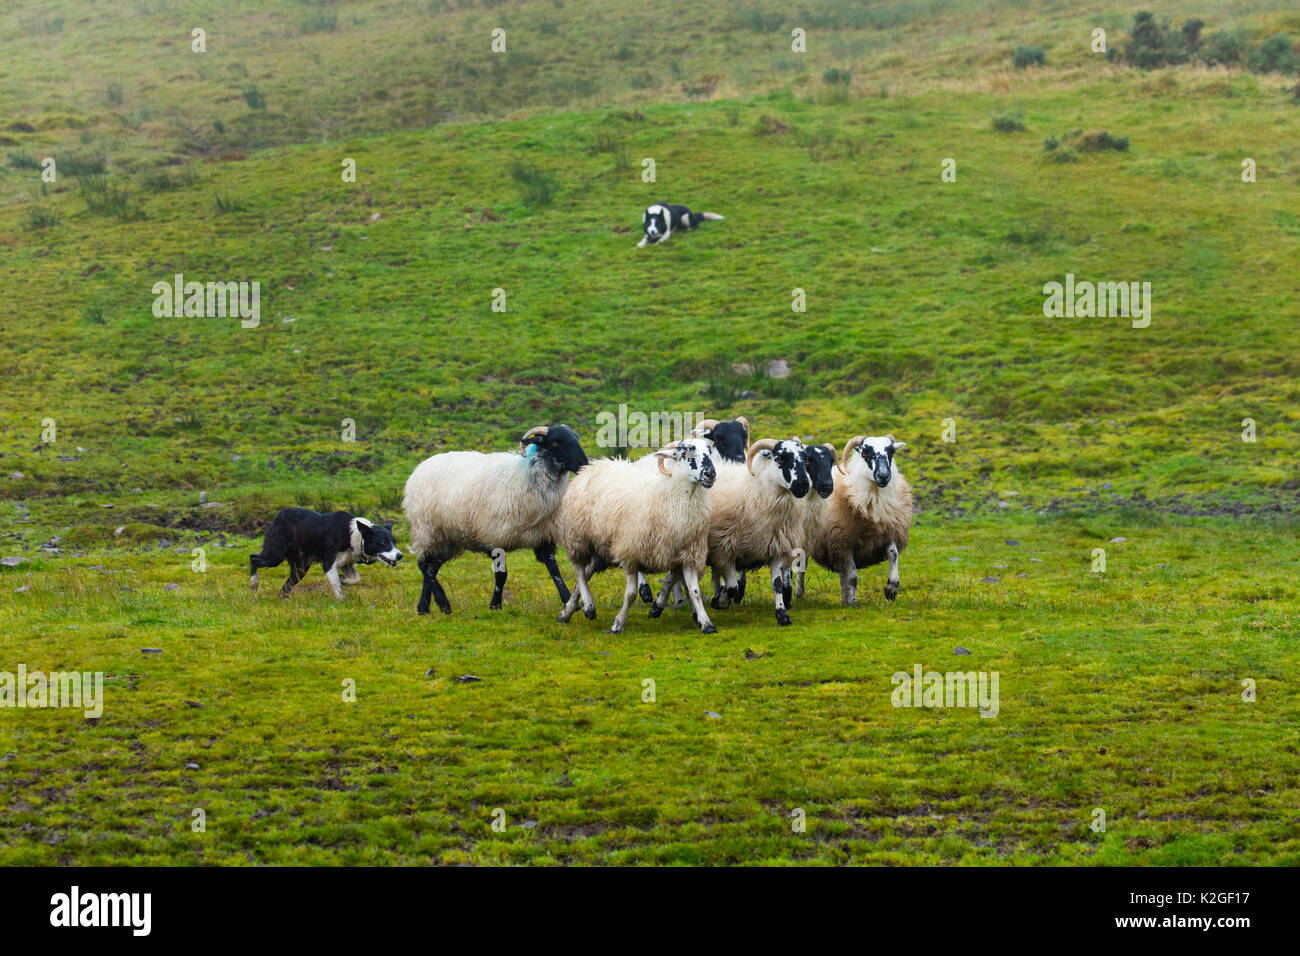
[382,521,394,531]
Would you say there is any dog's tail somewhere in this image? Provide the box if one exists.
[701,212,725,221]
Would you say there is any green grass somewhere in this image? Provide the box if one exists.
[2,514,1296,865]
[1,0,1299,865]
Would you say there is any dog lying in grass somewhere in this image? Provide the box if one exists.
[638,203,724,247]
[250,508,401,599]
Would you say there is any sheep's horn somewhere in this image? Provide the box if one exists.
[691,418,720,436]
[657,454,672,477]
[519,425,548,454]
[736,416,751,444]
[746,438,779,476]
[840,435,865,474]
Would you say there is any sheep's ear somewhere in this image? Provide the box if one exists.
[892,441,906,450]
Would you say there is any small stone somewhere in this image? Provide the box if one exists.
[704,711,722,719]
[1109,536,1126,543]
[1030,558,1043,563]
[163,583,180,591]
[980,576,1000,584]
[114,526,126,536]
[1005,539,1020,546]
[141,648,163,655]
[455,675,481,683]
[9,472,23,480]
[1101,482,1113,490]
[184,700,203,708]
[424,667,436,677]
[522,820,537,829]
[954,647,972,655]
[739,390,757,399]
[767,358,791,378]
[184,762,200,771]
[0,557,26,567]
[0,752,15,761]
[198,491,207,504]
[370,212,381,221]
[948,556,961,562]
[743,649,770,660]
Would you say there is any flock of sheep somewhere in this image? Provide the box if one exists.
[402,417,913,632]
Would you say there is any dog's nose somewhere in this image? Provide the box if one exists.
[395,552,403,561]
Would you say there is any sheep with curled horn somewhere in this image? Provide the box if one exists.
[557,437,719,634]
[635,416,751,606]
[403,424,588,615]
[654,436,810,626]
[806,434,913,604]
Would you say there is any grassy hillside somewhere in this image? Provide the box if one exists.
[1,0,1298,865]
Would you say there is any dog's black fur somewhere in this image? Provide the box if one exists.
[250,508,401,600]
[638,202,723,247]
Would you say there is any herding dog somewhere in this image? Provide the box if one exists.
[250,508,401,600]
[638,203,724,247]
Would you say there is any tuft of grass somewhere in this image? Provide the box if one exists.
[213,192,247,214]
[7,149,40,171]
[300,10,338,34]
[992,112,1025,132]
[242,85,267,110]
[23,204,58,230]
[509,160,560,207]
[1013,45,1046,68]
[78,174,143,220]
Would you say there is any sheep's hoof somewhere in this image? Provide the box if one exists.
[729,586,743,605]
[775,610,791,626]
[638,583,654,603]
[583,605,597,620]
[700,623,718,635]
[884,583,898,601]
[608,622,624,634]
[647,605,664,619]
[710,595,726,610]
[488,600,502,611]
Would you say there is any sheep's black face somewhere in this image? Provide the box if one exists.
[534,424,588,474]
[804,445,837,499]
[708,420,749,464]
[857,436,901,488]
[359,521,402,567]
[775,441,811,499]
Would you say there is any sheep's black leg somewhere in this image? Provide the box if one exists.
[638,572,655,604]
[533,541,571,604]
[734,569,747,604]
[417,554,451,615]
[488,547,507,610]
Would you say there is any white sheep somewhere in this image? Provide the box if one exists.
[557,438,718,634]
[656,437,810,626]
[403,424,588,614]
[807,435,913,603]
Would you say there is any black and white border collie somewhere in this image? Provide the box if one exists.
[250,508,401,600]
[638,203,724,247]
